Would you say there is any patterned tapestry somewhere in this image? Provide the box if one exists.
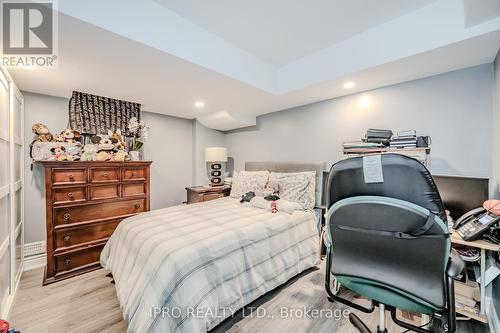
[68,91,141,136]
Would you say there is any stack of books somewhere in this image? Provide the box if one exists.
[390,130,417,148]
[365,128,393,146]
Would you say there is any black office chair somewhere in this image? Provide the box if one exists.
[324,154,464,333]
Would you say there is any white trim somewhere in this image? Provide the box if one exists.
[0,185,9,200]
[488,296,499,333]
[23,253,46,272]
[0,129,8,142]
[14,137,21,146]
[14,222,21,238]
[14,180,22,192]
[0,238,9,259]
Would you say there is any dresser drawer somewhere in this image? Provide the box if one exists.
[52,168,87,185]
[54,219,121,249]
[53,199,146,226]
[55,243,105,274]
[122,167,146,181]
[122,182,146,197]
[53,186,87,205]
[90,167,119,183]
[89,184,120,201]
[202,192,225,201]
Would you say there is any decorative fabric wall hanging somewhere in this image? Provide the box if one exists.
[68,91,141,136]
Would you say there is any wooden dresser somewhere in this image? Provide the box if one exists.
[42,161,151,285]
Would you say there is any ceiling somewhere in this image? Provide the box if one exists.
[6,0,500,130]
[155,0,437,66]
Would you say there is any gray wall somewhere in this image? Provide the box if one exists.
[226,64,494,177]
[23,92,193,243]
[492,51,500,318]
[192,120,225,186]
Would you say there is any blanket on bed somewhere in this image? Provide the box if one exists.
[100,197,319,333]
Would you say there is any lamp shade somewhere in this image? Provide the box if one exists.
[205,147,228,162]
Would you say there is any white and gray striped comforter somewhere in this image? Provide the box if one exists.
[100,197,319,333]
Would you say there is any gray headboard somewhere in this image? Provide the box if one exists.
[245,161,327,207]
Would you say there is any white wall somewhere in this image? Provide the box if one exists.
[226,64,494,177]
[23,92,193,244]
[192,120,225,186]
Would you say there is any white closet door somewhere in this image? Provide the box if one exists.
[10,85,23,288]
[0,70,10,311]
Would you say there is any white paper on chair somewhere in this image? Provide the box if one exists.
[363,155,384,183]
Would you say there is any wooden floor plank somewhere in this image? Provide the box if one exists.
[8,262,490,333]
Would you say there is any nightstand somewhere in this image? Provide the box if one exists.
[185,185,231,204]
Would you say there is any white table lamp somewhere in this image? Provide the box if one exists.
[205,147,227,186]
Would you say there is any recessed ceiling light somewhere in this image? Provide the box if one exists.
[194,101,205,108]
[343,81,355,89]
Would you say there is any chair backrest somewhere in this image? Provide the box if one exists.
[326,154,450,310]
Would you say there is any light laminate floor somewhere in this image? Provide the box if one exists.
[8,262,490,333]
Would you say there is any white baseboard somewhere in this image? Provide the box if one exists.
[489,297,500,333]
[23,253,46,272]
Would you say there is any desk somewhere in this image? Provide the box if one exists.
[451,230,500,323]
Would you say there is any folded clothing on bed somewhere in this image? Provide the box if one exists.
[250,196,304,214]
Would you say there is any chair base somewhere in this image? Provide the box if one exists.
[349,313,389,333]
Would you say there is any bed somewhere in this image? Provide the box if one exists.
[100,162,326,333]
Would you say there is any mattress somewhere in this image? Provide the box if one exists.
[100,197,320,333]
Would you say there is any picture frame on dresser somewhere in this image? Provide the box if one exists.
[41,161,152,285]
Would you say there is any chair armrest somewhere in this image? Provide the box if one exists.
[446,249,465,278]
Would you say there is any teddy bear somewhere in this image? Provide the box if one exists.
[61,129,81,143]
[32,123,53,142]
[81,144,98,161]
[50,145,67,161]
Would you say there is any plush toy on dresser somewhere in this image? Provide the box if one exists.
[32,123,53,142]
[61,129,81,143]
[50,145,67,161]
[81,144,98,161]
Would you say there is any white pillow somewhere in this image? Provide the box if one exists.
[230,171,270,199]
[269,171,316,209]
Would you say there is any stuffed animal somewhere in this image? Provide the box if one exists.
[96,150,111,162]
[81,144,98,161]
[98,136,116,151]
[61,129,81,143]
[109,129,126,151]
[32,123,53,142]
[50,145,67,161]
[65,145,81,161]
[52,133,65,142]
[113,150,129,162]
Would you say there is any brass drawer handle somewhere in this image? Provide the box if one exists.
[103,172,109,177]
[67,192,74,198]
[63,235,71,242]
[135,203,141,209]
[64,259,71,266]
[63,213,71,220]
[68,174,74,181]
